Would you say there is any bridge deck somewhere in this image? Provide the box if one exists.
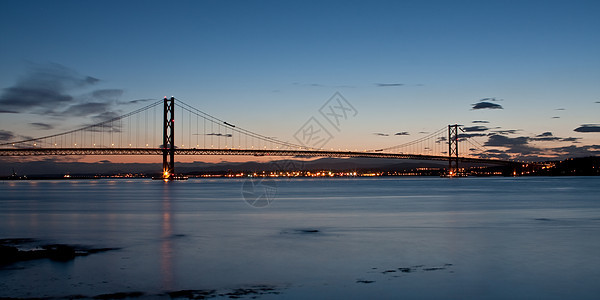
[0,148,515,165]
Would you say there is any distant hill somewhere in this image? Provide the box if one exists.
[1,157,446,177]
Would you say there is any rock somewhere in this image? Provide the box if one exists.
[356,280,375,284]
[42,244,77,261]
[0,245,20,264]
[0,239,120,266]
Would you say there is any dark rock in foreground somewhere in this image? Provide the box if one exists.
[167,285,281,299]
[92,291,145,299]
[0,239,120,266]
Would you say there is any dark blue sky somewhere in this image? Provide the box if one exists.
[1,0,599,160]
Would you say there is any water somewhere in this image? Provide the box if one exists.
[1,177,599,299]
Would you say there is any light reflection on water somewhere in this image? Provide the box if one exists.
[161,185,174,291]
[0,177,599,299]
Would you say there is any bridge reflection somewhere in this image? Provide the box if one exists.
[161,187,175,290]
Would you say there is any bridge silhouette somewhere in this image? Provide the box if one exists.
[0,97,518,179]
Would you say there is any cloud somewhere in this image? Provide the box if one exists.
[373,133,390,137]
[0,63,100,115]
[552,116,560,119]
[492,129,520,135]
[0,130,15,141]
[472,101,503,110]
[435,136,447,143]
[29,122,53,130]
[394,132,409,136]
[91,89,123,100]
[480,131,586,159]
[82,111,122,133]
[462,125,489,132]
[204,133,233,137]
[484,134,539,155]
[530,132,562,141]
[375,83,404,87]
[555,108,566,111]
[0,109,18,114]
[561,137,581,142]
[485,134,527,147]
[552,145,600,157]
[0,64,131,127]
[595,101,600,104]
[61,102,111,117]
[480,97,502,102]
[475,151,512,160]
[292,82,355,88]
[484,149,505,154]
[472,120,489,124]
[119,98,155,105]
[91,111,120,123]
[457,133,487,140]
[574,124,600,133]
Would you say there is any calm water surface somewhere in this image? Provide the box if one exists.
[1,177,599,299]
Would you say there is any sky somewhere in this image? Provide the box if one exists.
[1,0,599,164]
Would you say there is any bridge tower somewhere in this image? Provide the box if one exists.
[162,97,175,179]
[448,124,459,176]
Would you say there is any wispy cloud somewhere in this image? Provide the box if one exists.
[118,98,155,105]
[203,133,233,137]
[492,129,520,135]
[292,82,355,88]
[0,63,99,115]
[91,89,123,101]
[0,63,124,124]
[561,137,581,143]
[574,124,600,133]
[472,120,489,123]
[375,83,404,87]
[82,111,122,132]
[91,111,120,123]
[29,122,53,130]
[394,132,409,136]
[0,130,15,141]
[62,102,111,117]
[373,133,390,137]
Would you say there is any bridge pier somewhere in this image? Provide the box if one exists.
[162,97,175,179]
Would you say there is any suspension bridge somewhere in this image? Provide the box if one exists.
[0,97,517,179]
